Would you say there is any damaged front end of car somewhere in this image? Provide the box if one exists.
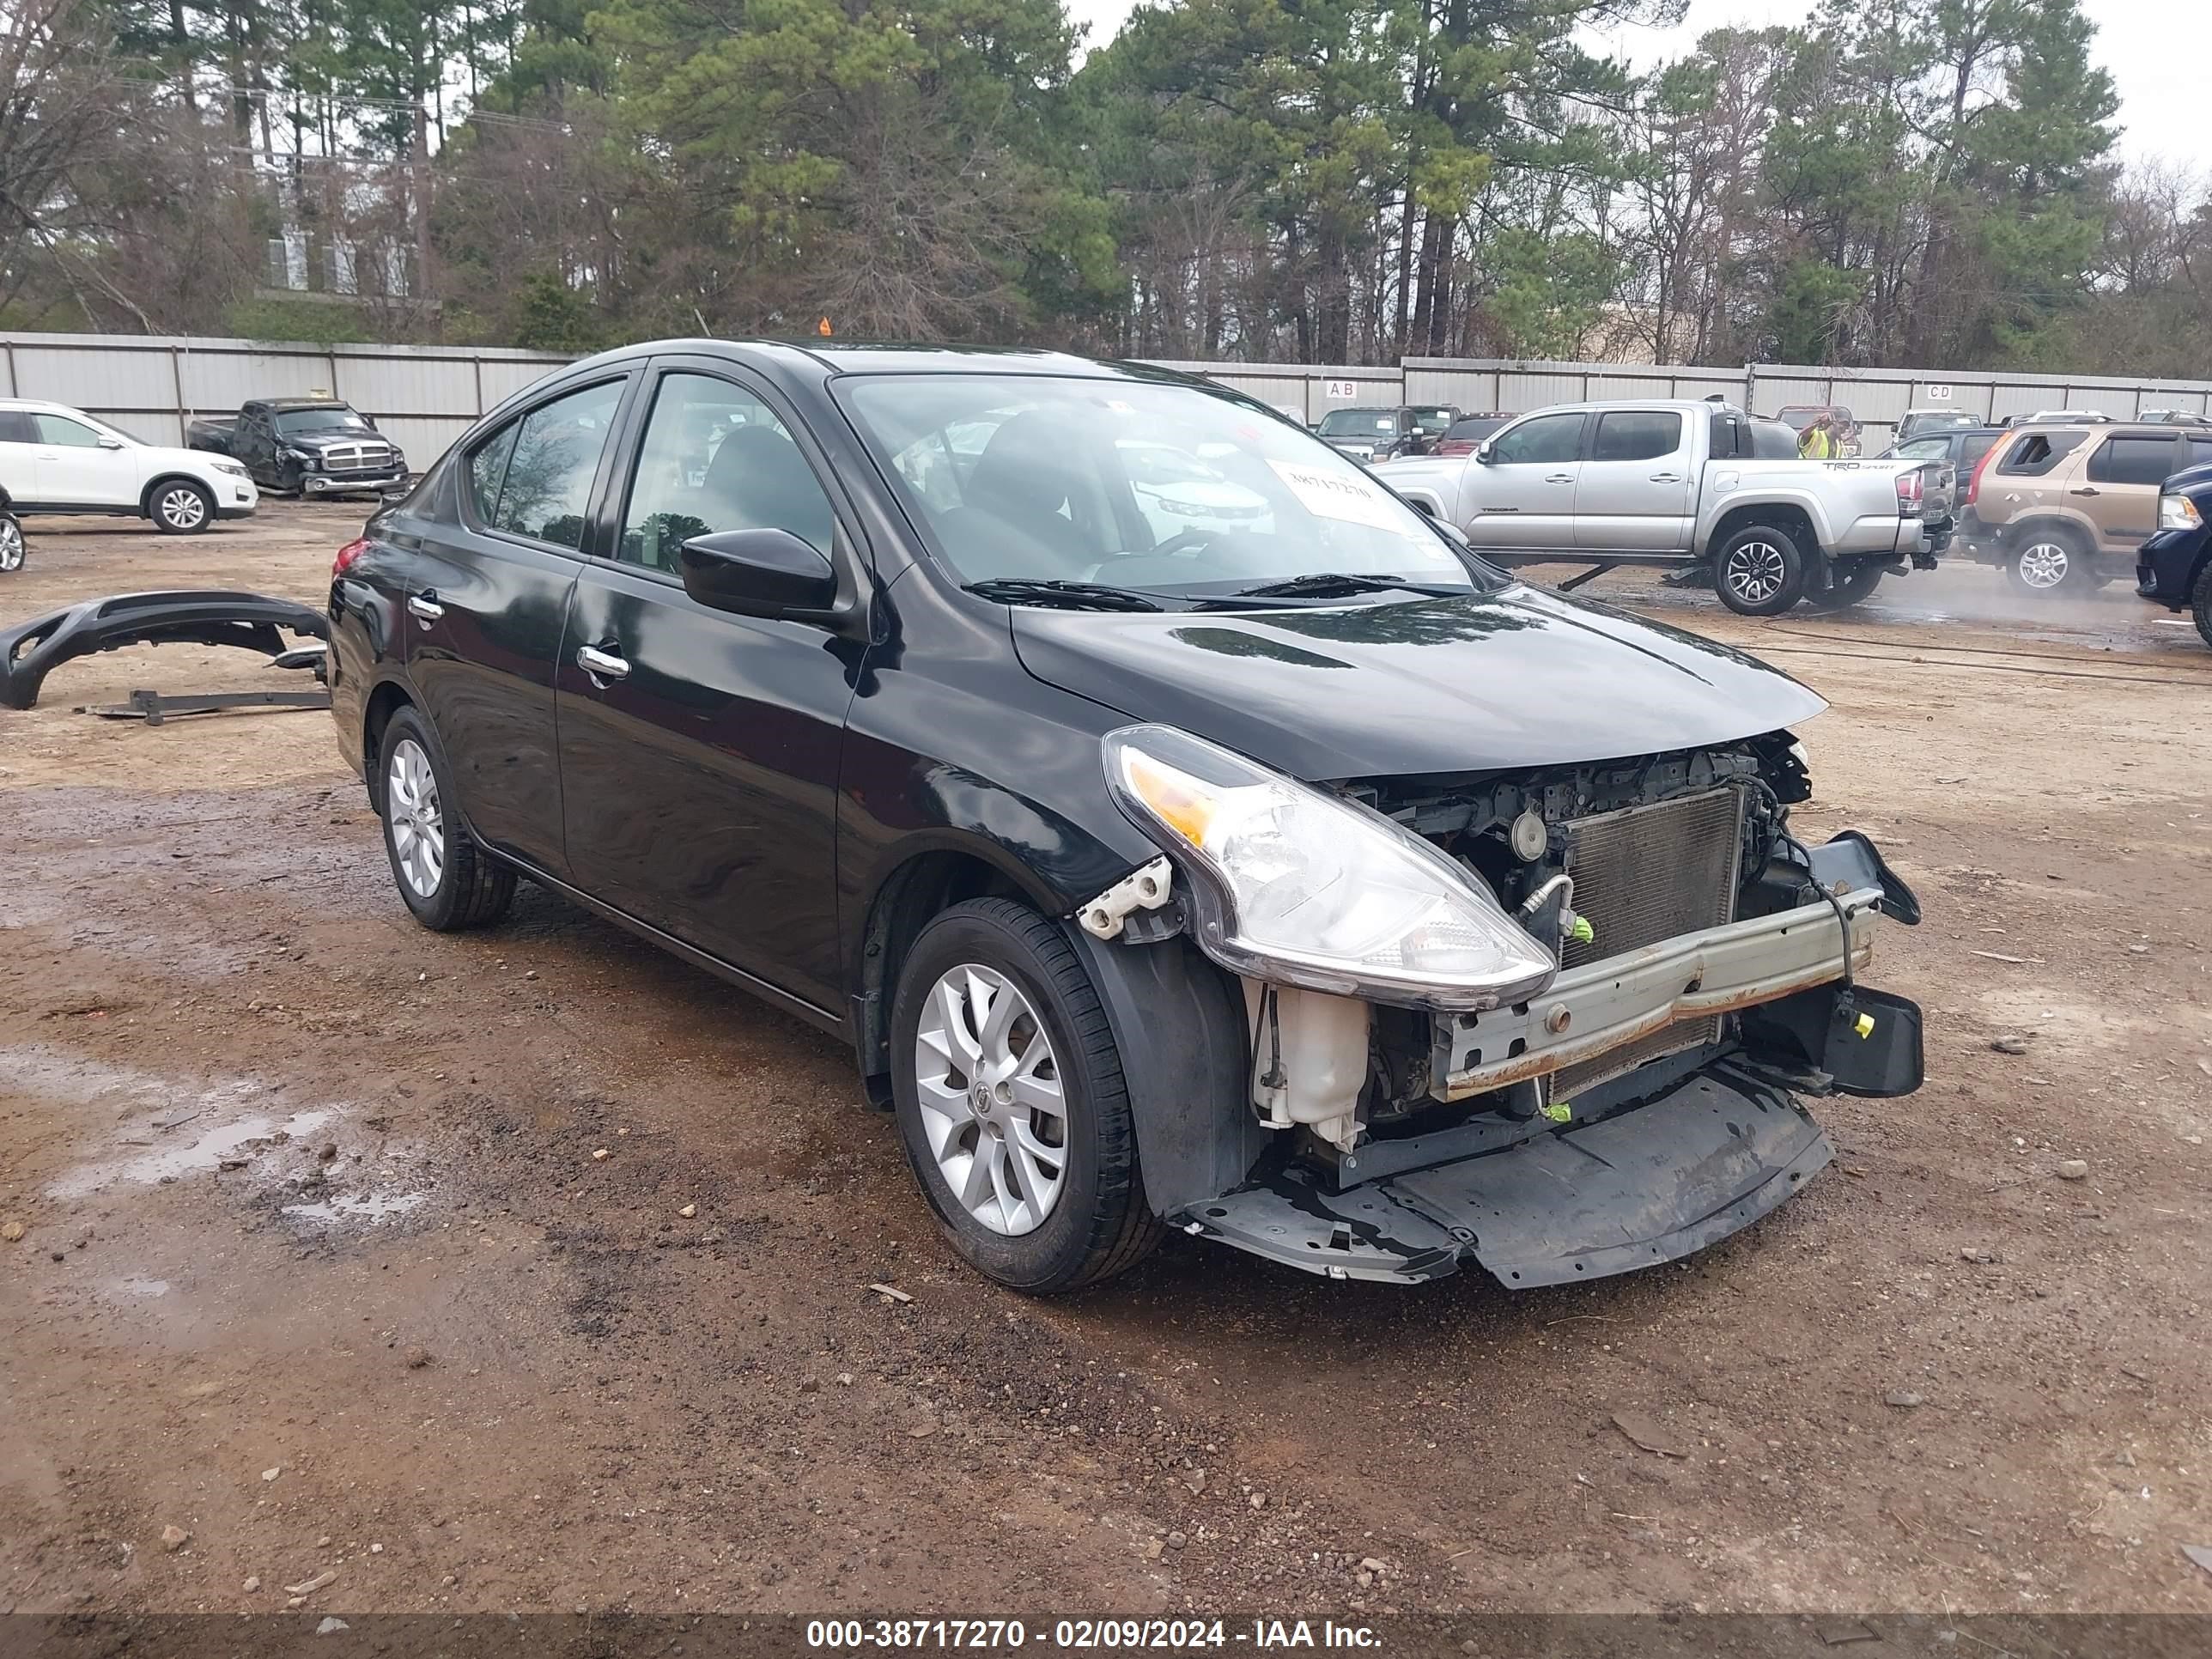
[1075,724,1922,1288]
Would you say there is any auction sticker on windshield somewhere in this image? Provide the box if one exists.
[1267,457,1405,532]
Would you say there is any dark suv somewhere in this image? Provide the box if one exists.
[2136,461,2212,643]
[328,340,1922,1295]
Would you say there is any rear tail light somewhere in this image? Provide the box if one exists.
[332,538,371,578]
[1966,443,1998,507]
[1893,468,1923,517]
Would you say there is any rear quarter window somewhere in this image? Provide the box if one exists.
[1996,432,2085,477]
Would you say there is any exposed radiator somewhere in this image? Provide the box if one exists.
[1546,786,1747,1101]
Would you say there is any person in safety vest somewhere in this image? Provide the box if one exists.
[1799,412,1835,459]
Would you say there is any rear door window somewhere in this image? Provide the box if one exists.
[489,380,624,549]
[1590,410,1683,463]
[2087,435,2183,487]
[1489,412,1586,465]
[2191,438,2212,468]
[1996,432,2085,477]
[1961,432,2001,467]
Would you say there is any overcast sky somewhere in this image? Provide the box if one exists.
[1064,0,2199,173]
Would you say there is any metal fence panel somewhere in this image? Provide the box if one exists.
[12,338,179,415]
[185,347,340,411]
[332,351,485,416]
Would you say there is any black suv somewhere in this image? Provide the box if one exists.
[329,341,1923,1294]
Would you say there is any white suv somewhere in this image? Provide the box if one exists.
[0,398,258,532]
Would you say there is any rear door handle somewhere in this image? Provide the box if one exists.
[406,592,444,624]
[2070,486,2100,496]
[576,642,631,682]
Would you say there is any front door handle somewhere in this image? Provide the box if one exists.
[406,592,444,624]
[576,642,631,682]
[1543,472,1575,483]
[1649,471,1683,483]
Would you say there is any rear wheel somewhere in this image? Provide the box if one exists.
[0,514,22,573]
[375,706,515,931]
[890,897,1161,1294]
[2191,560,2212,650]
[2007,529,2088,596]
[1801,559,1885,612]
[1715,523,1809,616]
[149,479,214,534]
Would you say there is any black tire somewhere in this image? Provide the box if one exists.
[0,513,22,573]
[1714,523,1810,616]
[1799,559,1885,612]
[374,705,515,932]
[889,897,1162,1294]
[2191,559,2212,651]
[2006,526,2089,596]
[148,478,215,534]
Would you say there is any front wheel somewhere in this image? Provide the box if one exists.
[149,479,215,534]
[0,514,22,573]
[2007,532,2088,596]
[1715,524,1810,616]
[375,706,516,932]
[890,898,1161,1294]
[2191,559,2212,650]
[1800,560,1885,612]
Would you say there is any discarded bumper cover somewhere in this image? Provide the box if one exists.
[0,590,327,711]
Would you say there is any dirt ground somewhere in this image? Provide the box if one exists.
[3,504,2210,1622]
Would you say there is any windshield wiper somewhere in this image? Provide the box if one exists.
[1219,573,1469,601]
[963,578,1164,613]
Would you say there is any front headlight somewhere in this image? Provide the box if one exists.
[283,447,319,467]
[1103,725,1556,1011]
[2159,492,2203,532]
[211,460,249,478]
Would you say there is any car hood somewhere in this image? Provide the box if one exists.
[1009,584,1826,780]
[283,430,387,451]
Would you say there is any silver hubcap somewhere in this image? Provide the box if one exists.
[386,738,445,898]
[0,519,20,570]
[913,964,1068,1236]
[2017,542,2069,590]
[161,487,206,529]
[1725,541,1786,604]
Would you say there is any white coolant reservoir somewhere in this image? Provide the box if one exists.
[1244,981,1370,1153]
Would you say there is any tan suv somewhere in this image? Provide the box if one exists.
[1960,420,2212,594]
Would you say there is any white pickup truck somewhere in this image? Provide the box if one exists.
[1371,399,1954,614]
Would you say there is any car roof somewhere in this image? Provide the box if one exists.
[0,398,82,414]
[258,398,355,409]
[2003,420,2212,439]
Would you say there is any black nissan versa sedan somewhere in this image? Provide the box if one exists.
[326,340,1925,1294]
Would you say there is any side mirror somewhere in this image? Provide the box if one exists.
[1474,442,1497,465]
[678,527,837,620]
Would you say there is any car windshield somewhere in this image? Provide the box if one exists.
[1407,407,1455,434]
[276,408,370,436]
[841,375,1491,599]
[1316,409,1395,438]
